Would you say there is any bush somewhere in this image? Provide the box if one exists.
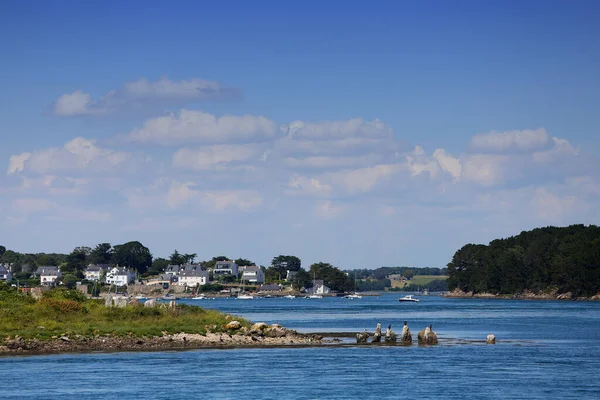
[39,298,83,313]
[43,287,88,303]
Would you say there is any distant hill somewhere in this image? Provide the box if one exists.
[447,224,600,297]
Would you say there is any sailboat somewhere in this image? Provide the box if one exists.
[307,272,323,299]
[344,270,362,299]
[236,276,254,300]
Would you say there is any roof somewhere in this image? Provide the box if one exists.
[242,265,260,272]
[215,260,235,266]
[180,270,208,278]
[0,265,9,274]
[259,284,282,291]
[110,267,134,275]
[86,264,110,272]
[35,266,59,275]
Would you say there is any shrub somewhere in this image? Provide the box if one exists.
[39,298,83,313]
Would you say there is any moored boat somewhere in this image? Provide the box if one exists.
[398,295,419,302]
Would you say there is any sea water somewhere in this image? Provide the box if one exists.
[1,294,599,399]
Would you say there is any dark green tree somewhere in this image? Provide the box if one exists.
[112,241,152,274]
[89,243,113,264]
[0,245,5,258]
[62,274,78,289]
[169,250,187,266]
[235,258,255,267]
[148,258,169,276]
[308,262,353,292]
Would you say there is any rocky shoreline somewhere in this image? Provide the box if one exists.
[442,288,600,301]
[0,323,324,357]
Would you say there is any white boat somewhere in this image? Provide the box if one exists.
[306,294,323,299]
[192,295,207,300]
[236,294,254,300]
[344,293,362,299]
[283,295,296,299]
[398,294,419,302]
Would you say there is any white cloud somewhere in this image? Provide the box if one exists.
[7,153,32,174]
[470,128,548,152]
[282,118,393,140]
[7,137,132,175]
[54,90,95,116]
[315,200,344,219]
[532,137,579,163]
[531,187,580,223]
[432,149,462,182]
[172,144,263,170]
[404,146,440,178]
[11,198,53,215]
[462,155,508,186]
[127,180,263,212]
[287,175,332,196]
[53,77,241,117]
[330,164,402,193]
[127,109,277,145]
[282,154,383,169]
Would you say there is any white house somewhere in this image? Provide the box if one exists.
[0,264,12,283]
[214,260,238,277]
[35,266,61,286]
[308,279,331,295]
[105,267,136,286]
[178,269,209,287]
[240,265,265,284]
[84,264,110,281]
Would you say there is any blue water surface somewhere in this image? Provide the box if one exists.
[1,294,599,399]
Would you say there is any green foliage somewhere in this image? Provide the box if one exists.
[62,274,79,289]
[148,258,169,276]
[43,287,88,303]
[89,243,113,264]
[447,224,600,296]
[290,269,311,289]
[112,241,152,274]
[0,287,247,341]
[403,269,415,279]
[309,262,353,292]
[235,258,255,267]
[198,283,224,292]
[0,245,5,257]
[169,250,187,266]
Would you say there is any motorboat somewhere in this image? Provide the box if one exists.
[192,295,207,300]
[398,295,419,302]
[344,293,363,299]
[236,294,254,300]
[283,295,296,299]
[306,294,323,299]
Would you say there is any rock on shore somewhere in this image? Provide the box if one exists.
[0,325,323,356]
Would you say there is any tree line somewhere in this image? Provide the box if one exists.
[0,243,355,292]
[447,224,600,297]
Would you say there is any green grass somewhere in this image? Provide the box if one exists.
[410,275,449,286]
[0,285,249,342]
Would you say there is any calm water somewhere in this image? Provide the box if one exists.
[1,294,599,399]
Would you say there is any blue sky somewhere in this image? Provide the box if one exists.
[1,0,599,268]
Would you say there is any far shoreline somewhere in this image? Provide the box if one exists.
[442,288,600,301]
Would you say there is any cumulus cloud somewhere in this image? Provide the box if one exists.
[315,200,344,219]
[470,128,548,152]
[532,137,579,163]
[172,144,264,170]
[53,77,241,117]
[7,137,132,175]
[127,180,263,212]
[287,175,332,197]
[530,187,581,223]
[126,110,277,145]
[281,118,393,140]
[462,155,508,186]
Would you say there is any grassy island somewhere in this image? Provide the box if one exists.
[0,284,322,355]
[0,284,247,340]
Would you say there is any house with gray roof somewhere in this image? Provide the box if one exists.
[84,264,110,282]
[0,264,12,283]
[214,260,238,277]
[178,269,209,287]
[240,265,265,284]
[35,266,61,286]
